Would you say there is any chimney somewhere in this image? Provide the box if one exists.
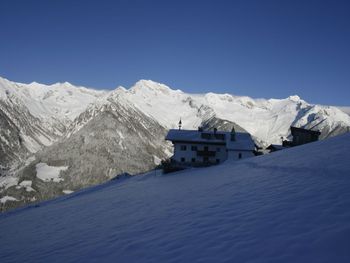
[230,127,236,141]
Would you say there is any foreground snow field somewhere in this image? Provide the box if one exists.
[1,133,350,263]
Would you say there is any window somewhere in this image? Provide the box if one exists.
[216,147,221,152]
[201,133,211,139]
[191,158,196,163]
[204,146,209,151]
[191,145,197,151]
[181,157,185,162]
[238,153,242,159]
[180,145,187,151]
[215,134,225,140]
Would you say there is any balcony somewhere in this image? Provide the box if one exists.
[197,150,216,157]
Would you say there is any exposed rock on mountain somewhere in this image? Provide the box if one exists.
[36,96,171,188]
[1,76,349,211]
[0,76,104,171]
[1,94,171,211]
[201,116,248,133]
[0,96,58,172]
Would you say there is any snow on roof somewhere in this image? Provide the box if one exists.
[166,129,226,143]
[291,126,321,135]
[225,132,255,151]
[166,129,255,151]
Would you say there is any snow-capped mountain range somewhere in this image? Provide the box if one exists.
[1,75,350,211]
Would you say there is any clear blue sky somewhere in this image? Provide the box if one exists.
[1,0,349,105]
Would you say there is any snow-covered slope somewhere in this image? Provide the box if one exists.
[0,92,172,210]
[1,76,349,152]
[338,106,350,116]
[1,133,349,263]
[1,76,350,211]
[35,95,171,188]
[0,76,106,125]
[118,80,350,145]
[0,76,106,171]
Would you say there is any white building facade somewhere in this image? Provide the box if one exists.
[165,129,255,165]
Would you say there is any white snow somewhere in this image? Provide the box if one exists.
[153,155,161,165]
[116,131,126,150]
[117,80,350,145]
[0,76,106,125]
[16,180,35,192]
[337,106,350,116]
[1,133,350,262]
[62,190,74,194]
[1,76,350,147]
[25,156,36,165]
[0,196,18,204]
[0,134,10,145]
[0,176,19,190]
[20,132,44,153]
[117,130,125,139]
[35,163,68,183]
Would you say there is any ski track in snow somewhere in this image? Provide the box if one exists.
[0,133,350,263]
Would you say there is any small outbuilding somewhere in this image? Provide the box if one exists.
[266,125,322,153]
[290,126,321,146]
[266,144,287,152]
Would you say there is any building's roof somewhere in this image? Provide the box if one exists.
[267,144,286,151]
[166,129,255,151]
[291,126,321,135]
[166,129,226,144]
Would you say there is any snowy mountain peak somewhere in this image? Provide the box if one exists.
[27,80,75,88]
[1,75,350,147]
[1,75,350,212]
[0,76,106,125]
[115,85,127,91]
[287,95,302,102]
[130,79,182,95]
[134,79,165,87]
[0,76,11,84]
[54,81,75,88]
[28,81,41,86]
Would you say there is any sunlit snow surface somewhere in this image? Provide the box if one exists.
[1,134,350,263]
[0,196,18,204]
[1,76,350,147]
[35,163,68,182]
[338,106,350,116]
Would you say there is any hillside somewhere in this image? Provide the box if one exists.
[1,76,350,211]
[0,76,105,171]
[1,133,349,263]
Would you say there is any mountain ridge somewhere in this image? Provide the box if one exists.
[1,74,349,166]
[1,75,350,211]
[1,74,349,159]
